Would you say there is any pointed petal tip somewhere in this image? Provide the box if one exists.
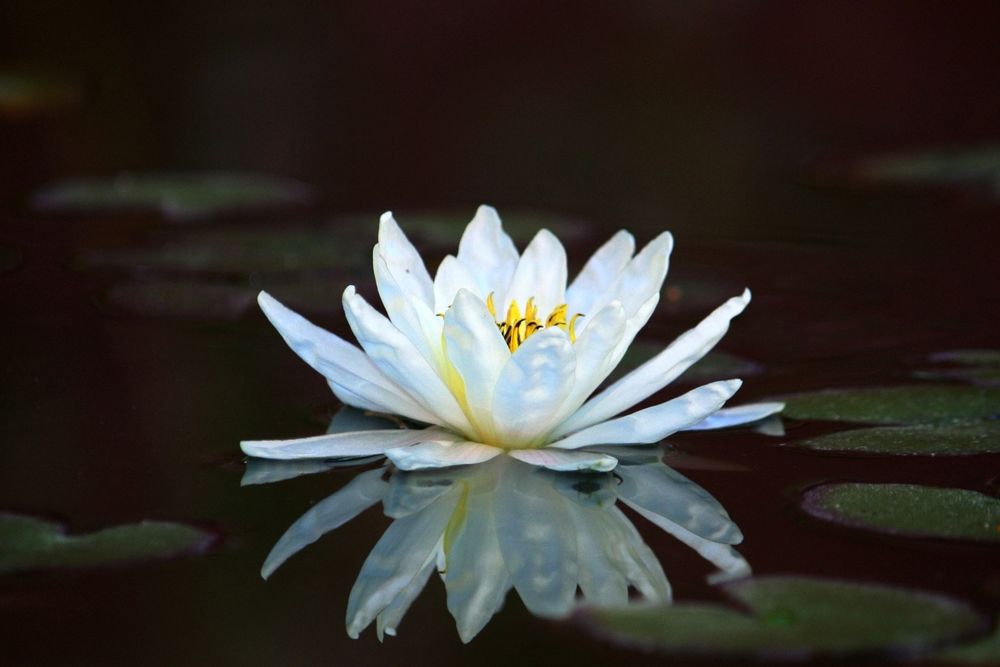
[379,210,395,224]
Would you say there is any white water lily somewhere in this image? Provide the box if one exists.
[241,206,782,472]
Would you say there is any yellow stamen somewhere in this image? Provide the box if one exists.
[491,297,583,352]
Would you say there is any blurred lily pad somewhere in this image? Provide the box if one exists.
[937,626,1000,664]
[80,223,370,275]
[608,342,761,385]
[0,73,79,116]
[33,172,314,221]
[789,422,1000,456]
[0,513,215,574]
[915,350,1000,387]
[801,483,1000,542]
[0,246,20,273]
[779,386,1000,424]
[583,576,986,659]
[855,146,1000,189]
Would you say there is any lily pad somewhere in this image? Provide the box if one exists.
[789,422,1000,456]
[79,223,370,274]
[33,172,314,221]
[583,576,986,659]
[855,146,1000,189]
[779,386,1000,424]
[0,73,79,116]
[0,246,21,273]
[915,350,1000,388]
[801,483,1000,542]
[0,513,215,574]
[608,342,761,385]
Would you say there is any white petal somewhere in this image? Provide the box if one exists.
[508,448,618,472]
[617,463,743,544]
[493,462,578,618]
[502,229,567,317]
[346,488,460,638]
[442,289,510,439]
[433,255,481,314]
[373,249,445,370]
[607,231,673,319]
[241,427,454,460]
[550,379,742,450]
[683,401,784,431]
[376,559,436,640]
[456,205,519,305]
[386,440,503,471]
[343,286,474,435]
[376,212,434,308]
[565,230,635,320]
[241,456,382,486]
[555,290,751,437]
[257,291,437,424]
[492,328,576,446]
[603,506,672,602]
[327,379,385,413]
[261,468,387,579]
[568,504,630,606]
[444,489,512,643]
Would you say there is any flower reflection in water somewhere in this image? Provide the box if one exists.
[251,447,749,643]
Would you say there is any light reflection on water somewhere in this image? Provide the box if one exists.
[249,448,749,643]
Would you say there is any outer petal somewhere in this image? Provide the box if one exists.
[492,328,576,446]
[343,286,474,435]
[376,212,434,308]
[508,448,618,472]
[346,488,460,638]
[241,427,455,460]
[375,560,436,640]
[567,503,629,606]
[456,205,519,305]
[616,463,743,544]
[373,249,445,370]
[433,255,482,314]
[386,441,503,471]
[442,289,511,440]
[550,379,742,450]
[554,290,751,437]
[683,401,784,431]
[261,468,387,579]
[257,292,436,424]
[604,506,673,602]
[493,462,578,618]
[606,231,673,319]
[501,229,567,318]
[565,230,635,322]
[241,457,382,486]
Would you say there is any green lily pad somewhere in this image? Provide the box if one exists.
[937,626,1000,664]
[584,576,986,659]
[779,386,1000,425]
[801,483,1000,542]
[855,146,1000,188]
[0,73,79,116]
[0,513,216,574]
[915,350,1000,388]
[789,422,1000,456]
[33,172,314,221]
[79,222,370,275]
[0,246,21,273]
[608,342,761,385]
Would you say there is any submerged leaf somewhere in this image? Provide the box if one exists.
[583,576,986,659]
[789,422,1000,456]
[34,172,313,221]
[855,146,1000,188]
[801,483,1000,542]
[0,513,215,574]
[779,386,1000,424]
[915,350,1000,388]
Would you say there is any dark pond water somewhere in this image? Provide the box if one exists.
[2,3,999,665]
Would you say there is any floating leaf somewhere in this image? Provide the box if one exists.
[937,626,1000,664]
[608,342,761,385]
[584,576,985,659]
[801,483,1000,542]
[779,386,1000,424]
[0,513,215,574]
[915,350,1000,388]
[0,246,20,273]
[855,146,1000,188]
[789,422,1000,456]
[0,73,79,116]
[33,172,313,221]
[79,223,370,275]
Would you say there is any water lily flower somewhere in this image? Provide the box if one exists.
[260,453,750,642]
[241,206,782,472]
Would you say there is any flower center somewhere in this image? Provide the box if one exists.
[486,293,583,352]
